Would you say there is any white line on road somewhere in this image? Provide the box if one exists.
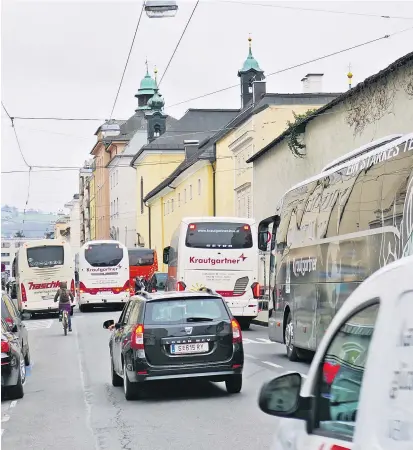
[1,415,10,423]
[255,338,272,343]
[262,361,283,369]
[245,354,257,359]
[9,401,17,408]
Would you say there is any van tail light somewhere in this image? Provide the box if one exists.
[70,279,75,294]
[330,446,351,450]
[131,324,144,350]
[231,319,242,344]
[176,281,186,291]
[21,283,27,303]
[1,340,10,353]
[5,318,13,326]
[251,282,260,299]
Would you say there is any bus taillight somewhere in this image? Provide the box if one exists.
[70,279,75,294]
[188,224,196,230]
[176,281,186,291]
[79,281,87,294]
[21,283,27,303]
[251,282,260,299]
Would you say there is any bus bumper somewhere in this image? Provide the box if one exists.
[79,293,130,305]
[224,299,258,318]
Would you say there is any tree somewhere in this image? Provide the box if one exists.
[14,230,25,238]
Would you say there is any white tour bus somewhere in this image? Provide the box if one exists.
[258,133,413,360]
[12,239,76,316]
[78,240,130,312]
[163,217,260,329]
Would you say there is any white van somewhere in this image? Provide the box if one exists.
[258,255,413,450]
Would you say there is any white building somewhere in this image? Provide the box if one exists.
[1,238,44,279]
[63,194,81,257]
[108,149,139,247]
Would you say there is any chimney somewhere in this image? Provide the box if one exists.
[301,73,324,93]
[252,80,266,104]
[183,140,199,160]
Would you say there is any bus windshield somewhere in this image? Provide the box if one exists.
[27,246,64,268]
[185,222,253,249]
[128,249,154,266]
[84,243,123,267]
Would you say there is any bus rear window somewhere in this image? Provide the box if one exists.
[185,222,253,249]
[27,246,64,268]
[128,249,154,266]
[85,243,123,267]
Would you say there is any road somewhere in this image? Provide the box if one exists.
[1,309,311,450]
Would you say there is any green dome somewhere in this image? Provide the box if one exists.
[238,38,263,74]
[147,89,165,111]
[137,71,156,96]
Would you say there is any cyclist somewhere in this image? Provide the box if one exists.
[54,281,74,331]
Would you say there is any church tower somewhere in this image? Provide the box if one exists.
[135,60,157,111]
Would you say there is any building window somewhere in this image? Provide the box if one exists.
[198,178,201,195]
[1,243,10,248]
[140,176,144,214]
[184,189,187,203]
[116,227,119,240]
[189,184,193,200]
[117,198,119,216]
[2,261,10,266]
[178,192,181,207]
[116,170,118,185]
[154,124,161,138]
[1,253,10,257]
[171,199,174,212]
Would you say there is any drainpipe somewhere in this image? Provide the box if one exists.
[211,159,216,217]
[144,201,151,249]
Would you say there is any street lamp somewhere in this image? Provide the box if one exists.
[144,0,178,18]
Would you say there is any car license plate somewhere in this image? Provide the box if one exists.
[170,343,209,354]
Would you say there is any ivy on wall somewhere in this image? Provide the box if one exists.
[286,109,318,158]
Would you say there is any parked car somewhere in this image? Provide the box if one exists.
[258,255,413,450]
[103,289,244,400]
[147,272,167,292]
[1,318,26,399]
[1,291,30,366]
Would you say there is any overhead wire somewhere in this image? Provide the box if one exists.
[109,1,145,119]
[218,0,413,21]
[158,0,200,86]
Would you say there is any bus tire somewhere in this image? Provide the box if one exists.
[79,304,85,313]
[285,312,300,362]
[239,318,251,330]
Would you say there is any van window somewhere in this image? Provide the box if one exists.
[314,302,379,442]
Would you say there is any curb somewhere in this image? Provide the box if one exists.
[252,319,268,327]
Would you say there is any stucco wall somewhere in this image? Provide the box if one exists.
[149,163,213,272]
[135,152,184,248]
[253,63,413,224]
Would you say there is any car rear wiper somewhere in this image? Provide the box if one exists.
[186,317,214,322]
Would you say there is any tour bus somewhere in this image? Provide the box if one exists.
[12,239,76,316]
[127,248,158,288]
[78,240,130,312]
[163,217,260,329]
[258,133,413,360]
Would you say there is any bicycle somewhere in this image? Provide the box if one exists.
[62,310,69,336]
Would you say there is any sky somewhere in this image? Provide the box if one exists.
[1,0,413,212]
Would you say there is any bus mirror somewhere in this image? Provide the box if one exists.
[258,231,269,251]
[163,247,170,265]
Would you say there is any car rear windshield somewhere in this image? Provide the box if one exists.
[144,297,229,325]
[154,273,167,289]
[185,222,253,249]
[85,243,123,267]
[128,249,154,267]
[27,246,64,268]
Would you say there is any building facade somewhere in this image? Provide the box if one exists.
[1,238,43,279]
[248,51,413,224]
[79,160,93,245]
[89,173,96,240]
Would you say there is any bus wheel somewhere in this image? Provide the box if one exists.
[239,318,251,330]
[285,312,300,362]
[79,304,85,313]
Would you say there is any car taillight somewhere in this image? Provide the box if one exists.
[70,279,75,294]
[21,283,27,303]
[231,319,242,344]
[5,318,13,325]
[1,340,10,353]
[131,324,144,350]
[176,281,186,291]
[251,282,260,299]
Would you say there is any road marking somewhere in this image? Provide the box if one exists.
[255,338,272,343]
[23,320,53,331]
[1,415,10,423]
[243,337,274,344]
[245,354,257,359]
[262,361,283,369]
[9,401,17,408]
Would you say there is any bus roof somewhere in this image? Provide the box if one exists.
[81,240,127,248]
[283,132,413,201]
[17,239,70,249]
[180,217,257,225]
